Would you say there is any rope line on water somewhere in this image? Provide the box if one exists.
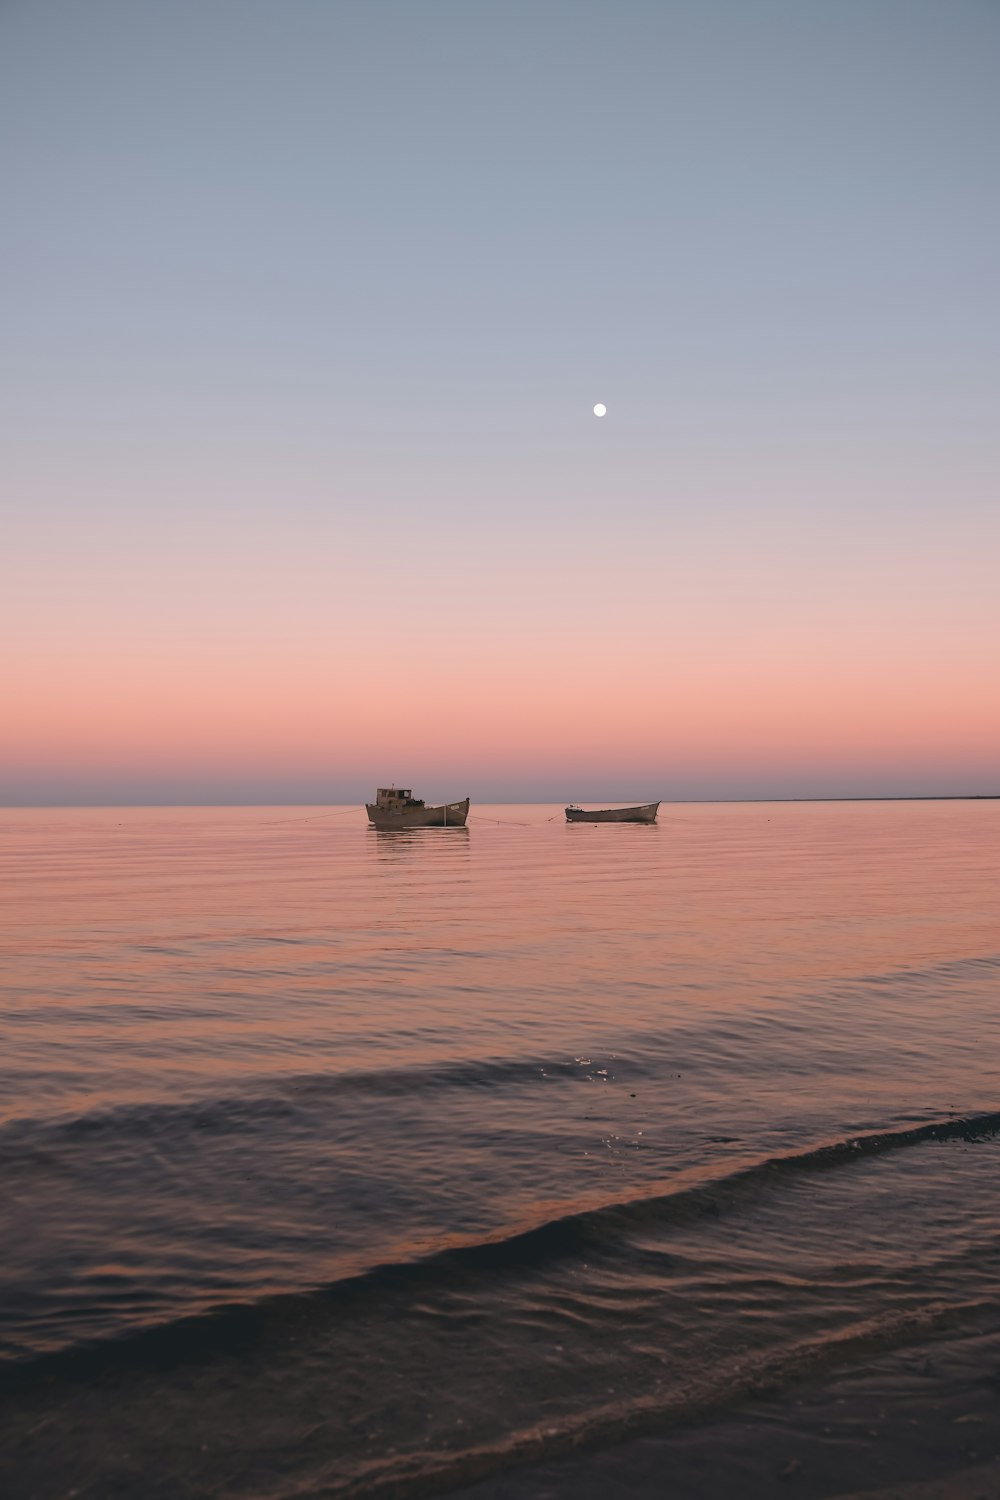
[467,813,533,827]
[260,807,364,826]
[467,812,564,827]
[264,808,570,829]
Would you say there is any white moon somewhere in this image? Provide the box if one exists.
[592,403,607,417]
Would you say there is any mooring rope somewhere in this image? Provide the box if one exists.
[260,806,364,826]
[264,808,568,829]
[467,811,564,827]
[467,813,532,827]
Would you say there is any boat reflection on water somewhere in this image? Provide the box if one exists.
[370,827,471,873]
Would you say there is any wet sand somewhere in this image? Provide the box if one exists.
[452,1324,1000,1500]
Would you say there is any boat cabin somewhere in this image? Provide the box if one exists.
[374,787,425,810]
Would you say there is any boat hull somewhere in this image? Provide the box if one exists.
[565,802,659,824]
[366,797,470,830]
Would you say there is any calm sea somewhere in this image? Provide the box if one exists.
[2,802,999,1498]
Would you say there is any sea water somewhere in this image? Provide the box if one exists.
[1,801,999,1497]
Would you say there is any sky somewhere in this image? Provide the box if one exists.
[3,0,998,804]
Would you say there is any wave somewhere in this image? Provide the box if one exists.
[277,1301,982,1500]
[0,1053,638,1152]
[4,1105,998,1390]
[5,948,998,1150]
[853,951,1000,987]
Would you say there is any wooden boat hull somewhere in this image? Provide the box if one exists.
[565,802,660,824]
[366,797,470,830]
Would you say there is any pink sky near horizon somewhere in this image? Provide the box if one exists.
[6,505,999,803]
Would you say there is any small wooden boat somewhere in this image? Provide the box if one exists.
[366,787,470,830]
[565,802,660,824]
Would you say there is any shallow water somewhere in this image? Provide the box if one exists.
[1,801,999,1497]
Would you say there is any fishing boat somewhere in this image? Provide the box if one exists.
[565,802,660,824]
[366,787,470,830]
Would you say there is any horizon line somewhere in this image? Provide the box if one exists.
[2,794,998,810]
